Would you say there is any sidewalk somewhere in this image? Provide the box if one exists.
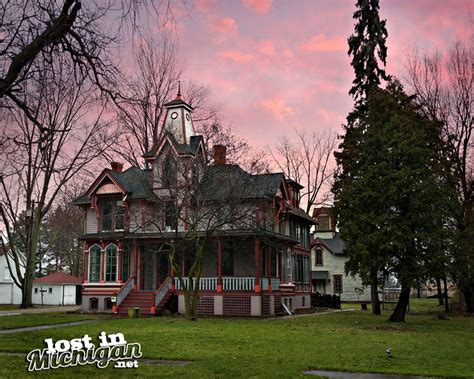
[0,305,80,317]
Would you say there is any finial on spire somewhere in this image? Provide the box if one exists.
[176,80,181,99]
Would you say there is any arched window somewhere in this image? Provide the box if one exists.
[105,245,117,282]
[162,154,176,187]
[89,246,101,282]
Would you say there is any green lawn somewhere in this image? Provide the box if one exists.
[0,312,98,330]
[0,305,21,311]
[0,302,473,378]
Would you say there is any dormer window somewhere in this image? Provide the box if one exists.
[162,154,177,187]
[101,199,124,232]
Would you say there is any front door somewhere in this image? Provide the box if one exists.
[143,249,155,291]
[157,253,169,286]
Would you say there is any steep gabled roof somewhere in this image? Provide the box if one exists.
[313,232,345,256]
[143,132,203,159]
[195,165,285,201]
[33,272,82,284]
[72,167,156,205]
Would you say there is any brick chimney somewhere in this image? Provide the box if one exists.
[213,145,227,165]
[110,162,123,173]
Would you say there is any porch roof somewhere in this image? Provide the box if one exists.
[123,229,299,244]
[312,271,329,280]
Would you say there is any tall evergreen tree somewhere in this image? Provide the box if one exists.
[335,81,458,322]
[334,0,389,315]
[348,0,389,105]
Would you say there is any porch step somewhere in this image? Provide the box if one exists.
[116,290,155,317]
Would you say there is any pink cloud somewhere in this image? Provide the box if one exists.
[219,49,255,63]
[194,0,215,13]
[261,98,295,121]
[257,39,275,56]
[210,17,239,34]
[300,34,346,52]
[243,0,273,14]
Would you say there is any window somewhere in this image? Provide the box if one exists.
[89,245,101,282]
[105,298,113,311]
[121,248,130,282]
[105,245,117,282]
[315,248,323,266]
[296,255,304,283]
[222,249,234,276]
[164,201,177,231]
[162,154,176,187]
[34,288,38,294]
[333,275,343,294]
[318,215,330,231]
[271,251,277,277]
[49,288,52,294]
[101,199,125,231]
[90,297,99,311]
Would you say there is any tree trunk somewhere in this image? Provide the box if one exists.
[443,277,449,313]
[436,278,444,305]
[462,290,473,313]
[370,270,381,315]
[389,285,411,322]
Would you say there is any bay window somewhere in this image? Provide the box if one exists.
[89,246,101,282]
[105,245,117,282]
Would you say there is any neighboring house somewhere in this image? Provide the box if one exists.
[0,244,24,305]
[33,272,82,306]
[311,207,371,302]
[73,91,316,317]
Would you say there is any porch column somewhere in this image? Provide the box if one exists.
[132,240,138,290]
[266,246,272,293]
[254,238,261,293]
[100,248,105,283]
[217,239,222,293]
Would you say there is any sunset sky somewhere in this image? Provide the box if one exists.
[167,0,471,149]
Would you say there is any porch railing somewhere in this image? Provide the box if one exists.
[116,276,135,306]
[223,277,255,291]
[173,276,280,292]
[174,277,217,291]
[155,276,172,307]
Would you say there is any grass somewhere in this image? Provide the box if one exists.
[0,299,472,378]
[0,305,21,311]
[0,312,99,330]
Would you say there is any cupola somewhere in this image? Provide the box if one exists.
[162,82,195,144]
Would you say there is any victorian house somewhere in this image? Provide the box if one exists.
[73,92,315,317]
[311,207,371,302]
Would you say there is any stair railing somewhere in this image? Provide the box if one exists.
[115,276,135,307]
[154,276,172,309]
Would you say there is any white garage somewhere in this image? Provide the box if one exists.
[33,272,82,306]
[0,245,24,305]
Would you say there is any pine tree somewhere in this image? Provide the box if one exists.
[335,80,458,322]
[348,0,389,105]
[334,0,389,315]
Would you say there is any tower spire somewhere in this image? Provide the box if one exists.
[176,80,181,99]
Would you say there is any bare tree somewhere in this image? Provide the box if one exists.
[41,183,87,277]
[197,123,270,174]
[108,32,221,167]
[269,130,337,213]
[405,40,473,311]
[0,0,180,127]
[0,53,115,308]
